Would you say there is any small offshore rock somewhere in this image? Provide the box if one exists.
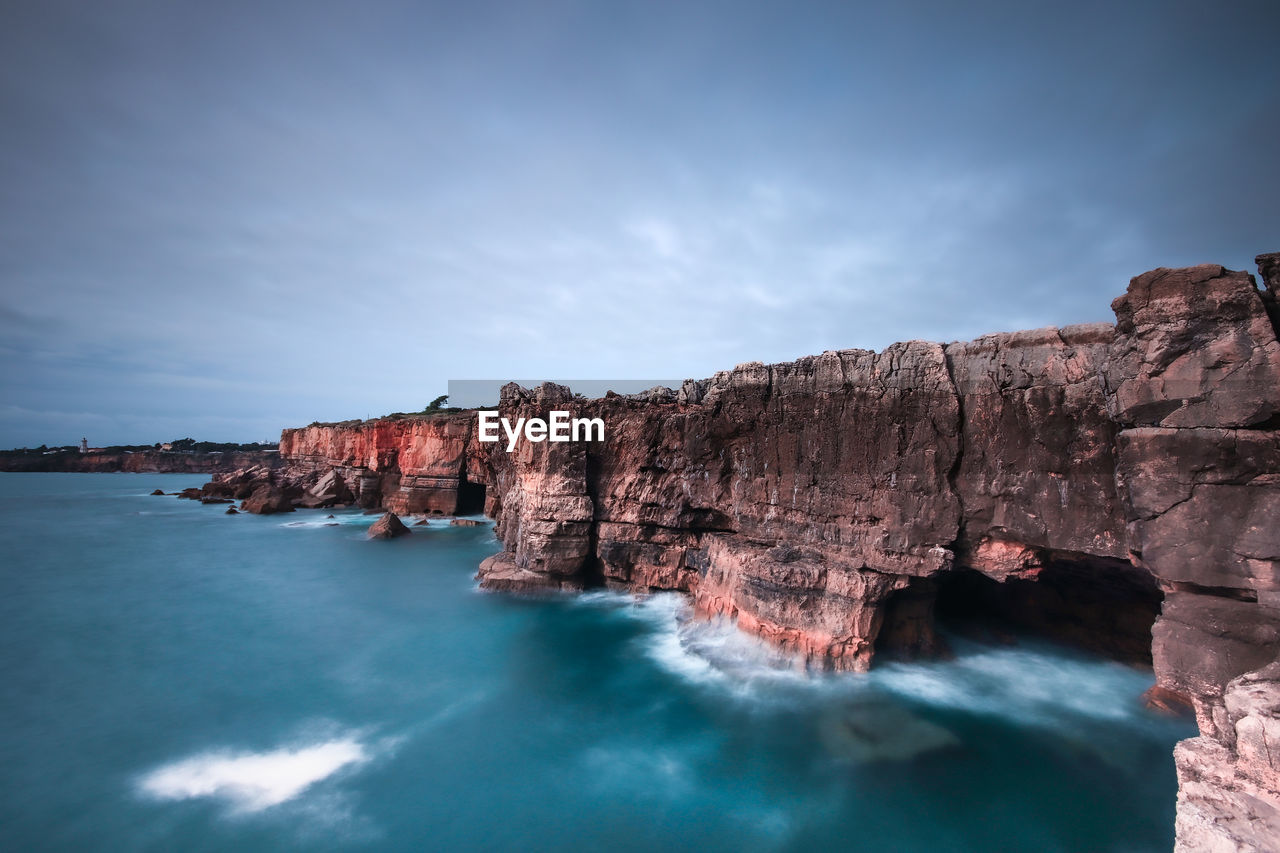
[225,507,238,515]
[367,512,410,539]
[150,489,165,496]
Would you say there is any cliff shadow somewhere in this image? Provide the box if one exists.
[456,471,486,515]
[930,555,1163,666]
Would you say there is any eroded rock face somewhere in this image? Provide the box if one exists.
[475,327,1146,669]
[693,536,912,671]
[198,413,485,517]
[280,416,476,514]
[945,323,1127,564]
[476,344,965,667]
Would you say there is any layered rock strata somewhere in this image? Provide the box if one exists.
[279,417,481,514]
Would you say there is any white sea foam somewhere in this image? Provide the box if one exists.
[138,735,371,813]
[869,644,1153,728]
[596,591,1160,732]
[576,591,816,697]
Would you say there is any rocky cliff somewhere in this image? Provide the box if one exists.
[203,254,1280,851]
[471,256,1280,851]
[279,416,484,514]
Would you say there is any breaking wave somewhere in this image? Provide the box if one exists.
[137,731,380,814]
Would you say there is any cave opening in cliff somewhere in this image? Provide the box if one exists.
[456,473,486,516]
[928,555,1163,665]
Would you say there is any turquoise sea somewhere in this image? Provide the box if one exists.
[0,474,1195,852]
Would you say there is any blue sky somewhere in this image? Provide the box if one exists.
[1,0,1277,446]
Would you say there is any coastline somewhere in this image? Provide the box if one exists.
[0,449,283,475]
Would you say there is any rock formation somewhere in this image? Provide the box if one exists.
[240,484,295,515]
[279,416,482,514]
[367,511,411,539]
[193,256,1280,849]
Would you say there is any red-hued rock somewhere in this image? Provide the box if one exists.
[693,536,912,671]
[280,415,475,514]
[367,512,410,539]
[1143,685,1196,717]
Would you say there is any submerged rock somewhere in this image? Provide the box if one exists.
[818,698,960,763]
[367,512,410,539]
[450,518,485,527]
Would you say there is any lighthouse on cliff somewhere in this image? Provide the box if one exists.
[79,438,88,454]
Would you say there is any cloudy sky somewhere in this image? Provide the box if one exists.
[1,0,1276,446]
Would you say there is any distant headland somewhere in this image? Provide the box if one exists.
[0,437,281,474]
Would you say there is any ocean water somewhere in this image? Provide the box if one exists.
[0,473,1195,852]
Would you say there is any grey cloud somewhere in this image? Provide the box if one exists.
[0,0,1276,445]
